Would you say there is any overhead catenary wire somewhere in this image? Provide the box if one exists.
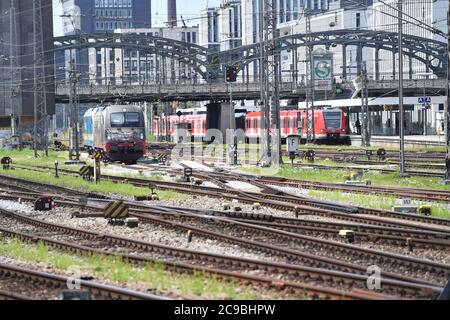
[0,0,446,88]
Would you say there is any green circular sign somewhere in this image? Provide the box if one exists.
[314,60,331,79]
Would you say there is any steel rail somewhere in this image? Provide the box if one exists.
[0,211,413,300]
[0,263,168,300]
[3,169,450,233]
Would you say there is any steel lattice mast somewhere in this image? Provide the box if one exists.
[33,0,48,157]
[261,0,282,165]
[258,0,269,165]
[9,1,20,134]
[305,9,315,143]
[445,0,450,179]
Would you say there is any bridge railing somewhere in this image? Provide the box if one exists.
[55,78,446,101]
[56,81,309,96]
[366,79,446,90]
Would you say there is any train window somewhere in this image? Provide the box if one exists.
[111,112,141,127]
[125,113,140,126]
[111,113,124,127]
[323,112,342,130]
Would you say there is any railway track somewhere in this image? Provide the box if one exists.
[0,208,413,300]
[147,144,447,174]
[203,169,450,203]
[0,262,167,300]
[125,177,450,233]
[4,165,450,231]
[3,186,450,253]
[12,157,450,203]
[292,162,444,178]
[2,172,450,298]
[0,289,32,300]
[3,169,450,238]
[117,160,450,204]
[1,180,449,290]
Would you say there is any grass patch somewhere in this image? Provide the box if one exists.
[240,164,450,192]
[306,190,450,219]
[0,167,183,201]
[0,238,290,300]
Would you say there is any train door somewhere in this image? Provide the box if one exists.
[256,118,261,137]
[94,111,103,148]
[288,117,295,138]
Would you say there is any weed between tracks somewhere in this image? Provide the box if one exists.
[0,167,183,201]
[0,238,288,300]
[239,166,450,218]
[240,165,450,191]
[306,190,450,218]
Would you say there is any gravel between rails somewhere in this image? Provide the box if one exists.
[2,178,449,285]
[147,214,449,286]
[0,201,272,263]
[0,204,405,297]
[2,189,449,267]
[0,257,62,300]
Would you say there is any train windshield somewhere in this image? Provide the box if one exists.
[111,112,141,127]
[323,112,342,130]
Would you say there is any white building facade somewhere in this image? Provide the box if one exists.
[218,0,243,50]
[199,8,220,52]
[88,27,199,85]
[368,0,448,80]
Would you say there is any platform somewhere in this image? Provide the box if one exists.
[350,135,445,148]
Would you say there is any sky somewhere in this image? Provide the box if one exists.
[151,0,221,27]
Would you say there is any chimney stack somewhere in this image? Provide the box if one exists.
[167,0,177,27]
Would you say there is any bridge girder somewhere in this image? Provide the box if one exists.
[221,29,447,77]
[54,34,213,78]
[54,29,447,80]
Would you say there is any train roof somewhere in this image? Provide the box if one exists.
[84,105,143,117]
[103,104,143,112]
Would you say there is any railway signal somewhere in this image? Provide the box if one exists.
[54,160,59,178]
[184,167,193,182]
[1,157,12,170]
[225,65,238,83]
[34,196,53,211]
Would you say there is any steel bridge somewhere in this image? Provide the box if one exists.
[55,79,447,103]
[54,29,448,82]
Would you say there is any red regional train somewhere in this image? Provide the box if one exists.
[153,108,348,144]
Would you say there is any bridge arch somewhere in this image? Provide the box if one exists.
[219,29,447,79]
[54,29,447,82]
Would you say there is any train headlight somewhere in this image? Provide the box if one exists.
[140,133,144,140]
[107,135,112,141]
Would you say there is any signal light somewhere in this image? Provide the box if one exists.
[225,65,238,83]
